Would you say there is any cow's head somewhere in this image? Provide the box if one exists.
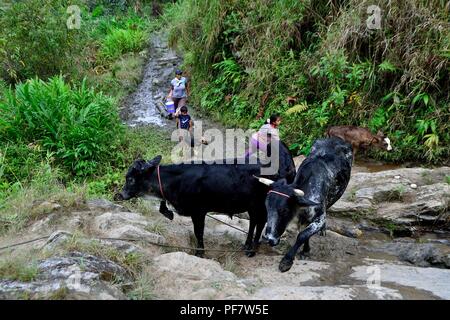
[255,177,317,246]
[375,131,393,151]
[114,155,162,201]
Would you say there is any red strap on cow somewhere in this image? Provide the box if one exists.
[268,190,291,198]
[157,166,166,200]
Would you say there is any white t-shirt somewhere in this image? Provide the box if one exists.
[171,77,188,98]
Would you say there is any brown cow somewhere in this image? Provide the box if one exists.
[325,125,392,162]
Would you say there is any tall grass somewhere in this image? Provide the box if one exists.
[100,28,147,62]
[0,76,124,176]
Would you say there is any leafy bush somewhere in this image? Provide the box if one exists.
[0,0,86,83]
[99,28,147,61]
[0,76,124,176]
[96,13,150,63]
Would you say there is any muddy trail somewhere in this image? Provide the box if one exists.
[120,31,226,134]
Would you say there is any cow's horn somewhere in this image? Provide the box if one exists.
[294,189,305,196]
[253,175,274,186]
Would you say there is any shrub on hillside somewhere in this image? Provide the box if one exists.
[99,27,147,61]
[0,76,124,177]
[0,0,86,83]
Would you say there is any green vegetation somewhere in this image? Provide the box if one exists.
[0,76,123,177]
[0,0,84,83]
[0,1,175,236]
[386,185,407,202]
[127,267,156,300]
[0,159,87,235]
[0,254,39,282]
[347,188,358,202]
[164,0,449,162]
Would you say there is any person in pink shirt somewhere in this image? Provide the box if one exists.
[246,113,282,157]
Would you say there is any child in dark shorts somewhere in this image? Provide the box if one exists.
[176,106,192,131]
[176,106,194,147]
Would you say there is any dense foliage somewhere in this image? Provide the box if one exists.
[164,0,450,163]
[0,76,123,177]
[0,0,164,191]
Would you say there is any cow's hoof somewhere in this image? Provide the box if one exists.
[279,258,293,272]
[194,251,205,258]
[297,251,310,260]
[245,250,256,257]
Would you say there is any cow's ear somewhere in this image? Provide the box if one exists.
[295,196,318,208]
[141,155,162,173]
[147,155,162,167]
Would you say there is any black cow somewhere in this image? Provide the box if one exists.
[115,142,296,257]
[256,137,352,272]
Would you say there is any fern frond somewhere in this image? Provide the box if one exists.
[285,102,308,115]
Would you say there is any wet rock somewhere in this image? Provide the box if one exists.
[350,260,450,299]
[327,218,363,238]
[251,285,402,300]
[0,252,128,300]
[364,240,450,268]
[330,168,450,226]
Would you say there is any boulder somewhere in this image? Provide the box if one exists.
[87,199,129,213]
[205,214,249,243]
[31,201,62,215]
[0,252,128,300]
[330,168,450,226]
[151,252,248,299]
[93,212,149,232]
[106,225,165,245]
[363,239,450,268]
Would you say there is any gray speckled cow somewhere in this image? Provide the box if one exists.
[257,137,353,272]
